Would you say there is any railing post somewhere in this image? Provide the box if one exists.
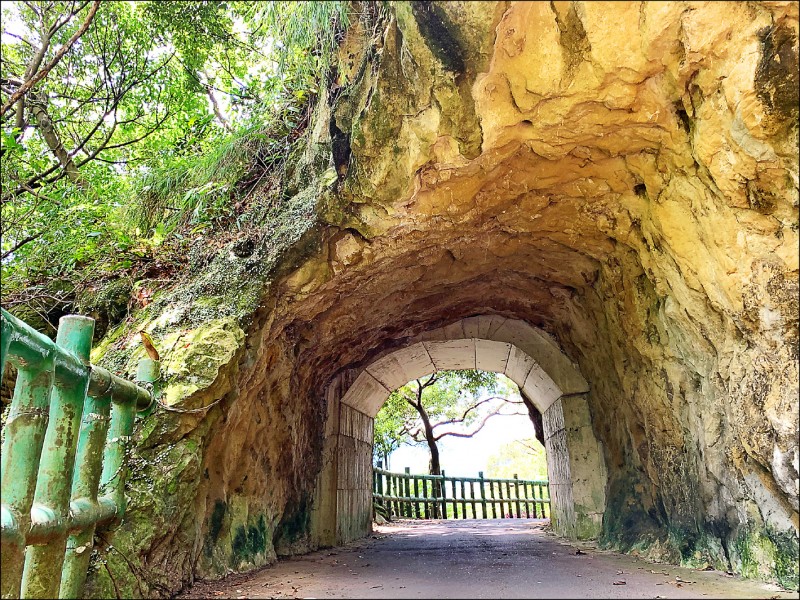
[21,316,94,599]
[459,479,466,519]
[451,477,458,519]
[1,360,54,599]
[413,475,420,518]
[440,470,447,519]
[469,479,477,519]
[514,475,522,519]
[58,357,158,598]
[58,389,113,597]
[478,472,487,519]
[523,480,530,518]
[403,468,410,518]
[101,359,159,518]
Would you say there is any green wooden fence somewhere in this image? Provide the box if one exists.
[1,308,157,599]
[373,467,550,520]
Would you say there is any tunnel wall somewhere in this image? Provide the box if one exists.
[79,3,798,595]
[310,373,374,547]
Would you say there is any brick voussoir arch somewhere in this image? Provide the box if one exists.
[340,315,589,417]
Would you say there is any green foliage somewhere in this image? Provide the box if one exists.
[373,390,409,468]
[1,0,351,320]
[486,438,548,481]
[247,1,349,87]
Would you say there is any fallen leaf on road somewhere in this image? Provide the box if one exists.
[575,549,587,555]
[612,580,626,585]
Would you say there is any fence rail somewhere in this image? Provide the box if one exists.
[1,308,157,599]
[373,467,550,520]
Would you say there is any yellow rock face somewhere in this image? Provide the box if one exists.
[90,3,799,594]
[254,0,797,580]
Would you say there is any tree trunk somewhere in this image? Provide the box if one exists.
[427,435,441,476]
[416,403,443,517]
[520,391,546,448]
[28,91,83,187]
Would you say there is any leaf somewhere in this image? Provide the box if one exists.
[140,331,160,361]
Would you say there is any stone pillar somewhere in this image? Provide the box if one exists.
[335,404,373,544]
[310,374,375,547]
[309,376,343,548]
[543,393,607,540]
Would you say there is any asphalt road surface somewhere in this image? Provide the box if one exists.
[177,519,796,599]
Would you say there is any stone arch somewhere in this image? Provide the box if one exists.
[310,316,608,546]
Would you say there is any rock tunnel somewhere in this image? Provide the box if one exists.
[75,2,798,597]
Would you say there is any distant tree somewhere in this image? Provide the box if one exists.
[372,393,406,470]
[375,371,526,477]
[485,438,548,481]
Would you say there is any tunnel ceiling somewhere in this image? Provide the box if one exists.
[339,316,590,417]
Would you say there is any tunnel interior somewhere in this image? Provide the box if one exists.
[194,1,797,585]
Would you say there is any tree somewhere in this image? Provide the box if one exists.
[1,1,352,327]
[376,371,526,477]
[485,438,548,481]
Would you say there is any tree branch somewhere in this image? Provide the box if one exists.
[431,396,513,430]
[1,231,44,260]
[433,408,524,441]
[27,91,83,186]
[0,0,101,118]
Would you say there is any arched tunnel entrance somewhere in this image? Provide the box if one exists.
[310,316,607,546]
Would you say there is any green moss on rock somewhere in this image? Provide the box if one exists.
[733,527,799,590]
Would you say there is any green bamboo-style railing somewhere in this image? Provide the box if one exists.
[373,467,550,520]
[1,308,157,599]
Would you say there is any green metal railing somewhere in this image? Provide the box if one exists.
[373,467,550,520]
[1,308,157,599]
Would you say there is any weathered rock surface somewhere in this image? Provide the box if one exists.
[84,2,798,596]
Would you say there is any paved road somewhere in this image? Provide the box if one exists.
[178,520,795,599]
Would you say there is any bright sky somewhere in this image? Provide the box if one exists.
[386,410,537,477]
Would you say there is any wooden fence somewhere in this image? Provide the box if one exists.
[372,467,550,520]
